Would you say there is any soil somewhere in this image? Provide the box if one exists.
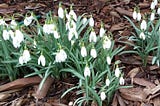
[0,0,160,106]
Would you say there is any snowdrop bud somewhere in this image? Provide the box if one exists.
[68,101,73,106]
[157,8,160,15]
[105,78,110,86]
[99,24,105,37]
[100,92,106,101]
[115,66,121,78]
[106,56,111,65]
[58,3,64,19]
[19,56,24,65]
[150,12,155,21]
[89,16,94,27]
[38,54,46,66]
[84,65,90,77]
[24,15,33,26]
[119,76,125,85]
[10,20,17,29]
[132,10,137,20]
[140,20,147,31]
[81,46,87,57]
[103,37,111,49]
[22,49,31,63]
[90,48,97,58]
[139,32,145,40]
[82,17,87,25]
[89,30,97,42]
[151,2,155,10]
[137,12,141,21]
[2,30,10,40]
[53,30,60,39]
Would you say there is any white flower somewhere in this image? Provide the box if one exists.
[69,9,77,21]
[58,5,64,19]
[90,48,97,58]
[140,20,147,31]
[22,49,31,63]
[68,28,78,41]
[151,2,155,10]
[157,8,160,15]
[103,37,111,49]
[38,54,46,66]
[24,16,34,26]
[132,10,137,20]
[106,56,111,65]
[8,30,14,39]
[12,37,21,48]
[15,30,24,42]
[119,76,125,85]
[55,49,67,63]
[100,92,106,101]
[115,67,121,78]
[137,12,141,21]
[53,30,60,39]
[150,12,155,21]
[2,30,10,40]
[82,17,87,25]
[105,78,110,86]
[19,56,24,65]
[99,26,105,37]
[89,30,97,42]
[0,19,6,25]
[89,16,94,27]
[139,32,145,40]
[43,24,55,34]
[84,65,90,77]
[10,20,17,29]
[154,0,158,6]
[68,101,73,106]
[81,46,87,57]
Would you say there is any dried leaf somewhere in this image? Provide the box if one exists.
[0,93,11,101]
[144,84,160,95]
[115,7,132,17]
[127,67,140,78]
[110,23,125,32]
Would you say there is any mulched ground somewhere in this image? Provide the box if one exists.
[0,0,160,106]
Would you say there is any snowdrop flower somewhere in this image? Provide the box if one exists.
[0,19,6,25]
[15,30,24,43]
[19,56,24,65]
[53,30,60,39]
[8,30,14,39]
[24,15,34,26]
[151,2,155,10]
[89,29,97,42]
[154,0,158,6]
[106,56,111,65]
[68,101,73,106]
[90,47,97,58]
[105,78,110,86]
[157,8,160,15]
[43,24,55,34]
[58,3,64,19]
[22,49,31,63]
[10,20,17,29]
[99,24,105,37]
[12,37,21,48]
[82,17,87,25]
[89,16,94,27]
[137,12,141,21]
[38,54,46,66]
[2,30,10,40]
[115,66,121,78]
[140,20,147,31]
[55,49,67,63]
[100,92,106,101]
[68,28,78,41]
[84,65,90,77]
[132,10,137,20]
[69,8,77,21]
[119,76,125,85]
[81,45,87,57]
[103,36,111,49]
[139,32,145,40]
[150,12,155,21]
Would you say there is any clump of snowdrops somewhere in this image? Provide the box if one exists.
[124,0,160,67]
[0,3,126,105]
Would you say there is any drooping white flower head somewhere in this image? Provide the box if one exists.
[103,36,112,49]
[100,92,106,101]
[10,20,17,29]
[140,20,147,31]
[150,11,155,21]
[132,10,137,20]
[43,23,56,34]
[69,7,77,21]
[139,32,145,40]
[89,16,94,27]
[55,49,67,63]
[105,78,110,86]
[2,30,10,40]
[53,30,60,39]
[0,19,6,26]
[82,17,87,25]
[81,45,87,57]
[137,12,141,21]
[58,3,64,19]
[106,56,111,65]
[115,66,121,78]
[8,30,14,39]
[154,0,158,6]
[90,47,97,58]
[119,76,125,85]
[99,24,105,37]
[89,29,97,42]
[68,28,78,41]
[19,56,24,65]
[22,49,31,64]
[84,65,90,77]
[12,37,21,48]
[151,1,155,10]
[38,54,46,66]
[13,30,24,48]
[24,15,34,26]
[157,8,160,15]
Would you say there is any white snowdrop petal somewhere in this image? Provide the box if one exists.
[81,46,87,57]
[90,48,97,58]
[58,7,64,19]
[137,12,141,21]
[100,92,106,101]
[140,20,147,31]
[115,67,121,78]
[89,17,94,27]
[132,11,137,20]
[105,78,110,86]
[106,56,111,65]
[139,32,145,40]
[119,76,125,85]
[84,66,90,77]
